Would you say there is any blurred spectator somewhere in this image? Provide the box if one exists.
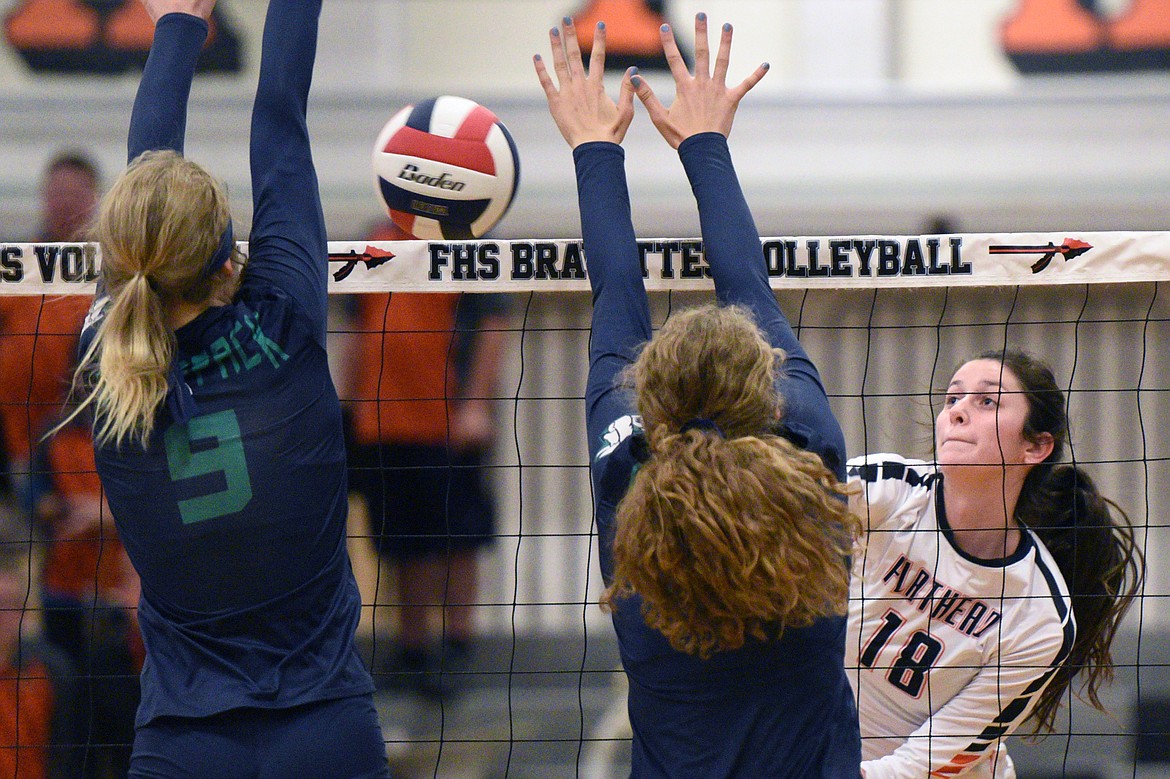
[36,418,141,779]
[38,152,100,245]
[0,151,98,511]
[345,219,509,698]
[0,496,83,779]
[0,150,139,776]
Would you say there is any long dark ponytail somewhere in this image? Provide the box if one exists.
[985,349,1144,733]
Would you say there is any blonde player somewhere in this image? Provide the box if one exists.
[60,0,388,774]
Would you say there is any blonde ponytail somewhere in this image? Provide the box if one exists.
[86,272,175,447]
[61,150,235,449]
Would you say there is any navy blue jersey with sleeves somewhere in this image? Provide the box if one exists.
[580,134,859,777]
[83,5,372,726]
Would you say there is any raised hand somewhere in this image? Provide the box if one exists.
[534,17,636,148]
[632,13,768,149]
[140,0,216,24]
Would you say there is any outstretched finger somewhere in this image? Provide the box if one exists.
[631,70,677,147]
[547,26,571,88]
[730,61,770,102]
[659,23,692,83]
[588,21,607,80]
[616,66,637,119]
[692,12,710,79]
[533,53,559,100]
[712,22,732,84]
[561,16,587,80]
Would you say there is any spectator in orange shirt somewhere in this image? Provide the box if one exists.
[0,151,98,513]
[345,219,509,699]
[0,149,137,776]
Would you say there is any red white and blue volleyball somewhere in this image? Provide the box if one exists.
[372,95,520,240]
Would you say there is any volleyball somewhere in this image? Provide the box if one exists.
[372,95,520,240]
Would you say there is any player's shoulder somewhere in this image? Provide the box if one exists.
[847,453,937,488]
[594,414,645,462]
[847,454,937,531]
[592,414,648,502]
[78,291,111,356]
[234,282,317,337]
[1019,528,1076,631]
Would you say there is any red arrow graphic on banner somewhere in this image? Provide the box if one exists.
[329,245,396,282]
[988,238,1092,274]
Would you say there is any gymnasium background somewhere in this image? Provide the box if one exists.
[1,1,1168,776]
[3,0,1168,239]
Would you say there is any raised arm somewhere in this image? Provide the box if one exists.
[89,0,213,352]
[633,16,845,476]
[244,0,328,341]
[127,0,216,161]
[535,18,645,454]
[631,17,768,311]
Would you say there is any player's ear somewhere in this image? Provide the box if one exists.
[1023,431,1054,465]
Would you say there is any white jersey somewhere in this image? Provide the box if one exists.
[845,455,1075,779]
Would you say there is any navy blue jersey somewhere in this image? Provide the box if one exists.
[580,135,860,777]
[82,6,372,726]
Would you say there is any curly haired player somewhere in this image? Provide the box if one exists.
[536,14,862,777]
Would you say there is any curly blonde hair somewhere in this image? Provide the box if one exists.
[601,305,861,658]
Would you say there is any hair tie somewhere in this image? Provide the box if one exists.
[199,222,235,279]
[133,271,159,293]
[680,418,724,438]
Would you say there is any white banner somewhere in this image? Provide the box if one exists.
[2,232,1169,295]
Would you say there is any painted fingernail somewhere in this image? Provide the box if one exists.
[762,62,770,70]
[723,23,732,32]
[597,21,605,30]
[534,54,542,61]
[631,75,643,88]
[661,24,670,32]
[551,27,559,37]
[697,12,706,22]
[563,16,573,26]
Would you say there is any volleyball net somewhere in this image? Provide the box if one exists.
[0,232,1167,777]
